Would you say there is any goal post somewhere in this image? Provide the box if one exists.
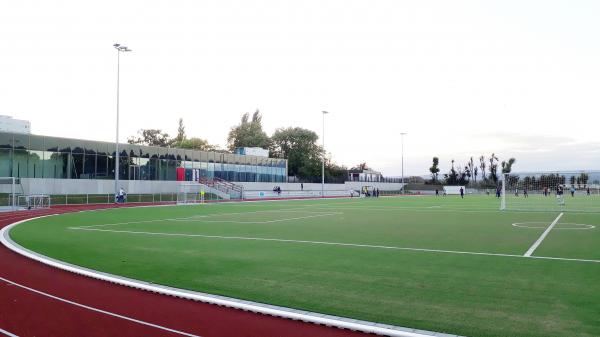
[0,177,17,211]
[501,171,600,212]
[18,194,51,209]
[177,182,206,205]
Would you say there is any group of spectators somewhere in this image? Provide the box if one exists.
[363,187,380,197]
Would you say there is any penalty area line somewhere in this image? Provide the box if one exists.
[68,226,600,263]
[0,276,201,337]
[524,212,563,257]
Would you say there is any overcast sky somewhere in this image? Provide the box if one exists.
[1,0,599,176]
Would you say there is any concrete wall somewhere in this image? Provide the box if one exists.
[18,178,405,197]
[238,181,404,192]
[21,178,180,195]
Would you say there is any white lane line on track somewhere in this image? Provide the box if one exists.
[68,227,600,263]
[0,328,19,337]
[0,276,201,337]
[524,213,563,257]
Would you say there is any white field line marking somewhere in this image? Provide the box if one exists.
[68,227,600,263]
[0,328,19,337]
[2,218,458,337]
[174,212,342,224]
[512,222,595,230]
[303,205,515,214]
[524,213,563,257]
[78,209,333,229]
[0,276,201,337]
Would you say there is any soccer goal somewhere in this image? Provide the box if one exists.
[501,172,600,212]
[177,182,207,205]
[18,195,51,209]
[0,177,18,211]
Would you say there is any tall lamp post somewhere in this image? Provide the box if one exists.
[400,132,407,194]
[113,43,132,201]
[321,111,329,197]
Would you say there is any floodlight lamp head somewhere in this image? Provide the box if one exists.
[113,43,120,48]
[322,111,329,114]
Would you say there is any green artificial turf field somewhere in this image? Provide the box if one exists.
[10,196,600,337]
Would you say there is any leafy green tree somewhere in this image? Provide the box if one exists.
[444,159,459,185]
[270,127,322,179]
[577,173,589,188]
[177,137,218,151]
[467,157,475,183]
[501,158,516,174]
[429,157,440,182]
[227,110,271,151]
[174,118,186,146]
[489,153,499,183]
[479,155,486,182]
[127,129,171,147]
[464,165,471,184]
[352,163,370,171]
[325,159,348,183]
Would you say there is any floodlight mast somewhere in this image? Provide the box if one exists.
[321,111,329,198]
[114,43,132,201]
[400,132,407,194]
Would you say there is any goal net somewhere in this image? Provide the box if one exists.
[501,171,600,212]
[177,182,206,205]
[18,195,51,209]
[0,177,18,211]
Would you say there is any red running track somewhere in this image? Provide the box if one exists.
[0,203,373,337]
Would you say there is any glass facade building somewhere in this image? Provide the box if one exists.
[0,132,287,182]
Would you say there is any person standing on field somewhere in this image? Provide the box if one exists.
[118,187,126,203]
[460,187,464,199]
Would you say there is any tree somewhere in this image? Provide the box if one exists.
[501,158,516,174]
[578,173,589,188]
[444,159,459,185]
[464,165,471,184]
[489,153,499,183]
[352,163,370,171]
[325,159,348,183]
[429,157,440,182]
[479,155,486,182]
[473,166,479,183]
[227,110,271,151]
[467,157,475,184]
[127,129,171,147]
[270,127,322,179]
[174,118,186,146]
[178,137,218,151]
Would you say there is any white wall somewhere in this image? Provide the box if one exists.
[21,178,180,195]
[19,178,405,197]
[238,181,404,191]
[0,115,31,134]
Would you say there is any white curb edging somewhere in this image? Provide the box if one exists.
[1,214,462,337]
